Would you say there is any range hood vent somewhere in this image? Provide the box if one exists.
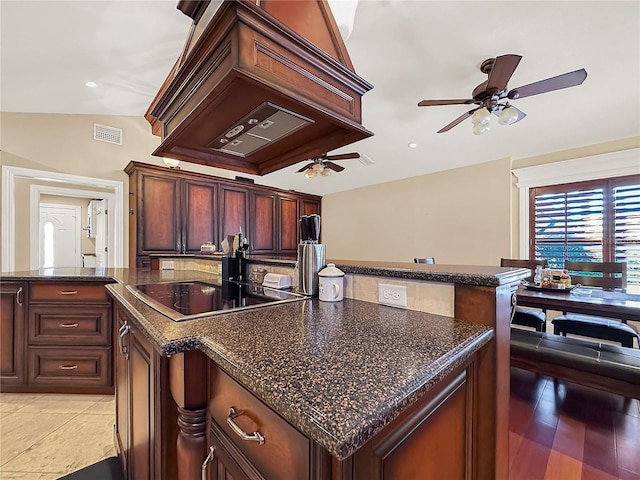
[208,102,313,157]
[145,0,373,176]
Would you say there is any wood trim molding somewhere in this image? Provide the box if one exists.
[2,166,125,271]
[511,148,640,258]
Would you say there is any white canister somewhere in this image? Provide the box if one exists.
[318,263,344,302]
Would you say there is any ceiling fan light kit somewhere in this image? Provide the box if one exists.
[297,152,360,178]
[418,54,587,134]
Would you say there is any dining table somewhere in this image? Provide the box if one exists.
[516,284,640,323]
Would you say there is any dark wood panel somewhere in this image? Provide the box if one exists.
[30,282,110,303]
[220,186,249,243]
[184,180,218,253]
[301,198,321,217]
[29,306,111,346]
[278,195,299,254]
[250,191,276,254]
[209,364,310,480]
[130,325,155,480]
[0,282,26,386]
[140,174,181,253]
[28,346,111,389]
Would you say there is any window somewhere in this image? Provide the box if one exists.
[530,175,640,288]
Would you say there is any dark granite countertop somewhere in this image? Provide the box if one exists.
[2,265,500,460]
[105,273,492,461]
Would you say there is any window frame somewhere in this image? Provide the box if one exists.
[528,174,639,265]
[512,148,640,258]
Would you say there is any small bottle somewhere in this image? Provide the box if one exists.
[534,265,543,286]
[561,269,571,288]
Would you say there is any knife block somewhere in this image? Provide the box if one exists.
[297,244,325,296]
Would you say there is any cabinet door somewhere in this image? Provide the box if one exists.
[0,282,26,387]
[138,173,181,255]
[300,198,321,217]
[219,185,249,243]
[114,312,130,476]
[183,180,218,253]
[128,323,158,480]
[278,195,300,258]
[250,190,277,256]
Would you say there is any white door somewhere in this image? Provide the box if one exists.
[93,199,108,268]
[39,204,81,268]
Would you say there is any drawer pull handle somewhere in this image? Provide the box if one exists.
[118,322,130,359]
[58,364,78,370]
[60,291,78,295]
[16,287,24,306]
[227,407,265,445]
[59,323,79,328]
[201,446,215,480]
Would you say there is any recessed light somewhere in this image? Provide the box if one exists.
[85,81,97,88]
[408,143,418,149]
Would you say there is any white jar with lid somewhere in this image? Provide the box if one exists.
[318,263,344,302]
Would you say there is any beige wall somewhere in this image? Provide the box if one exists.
[322,158,513,265]
[321,136,640,266]
[0,112,236,271]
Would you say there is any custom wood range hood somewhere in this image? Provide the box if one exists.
[145,0,374,176]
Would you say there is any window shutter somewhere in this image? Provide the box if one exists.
[614,183,640,287]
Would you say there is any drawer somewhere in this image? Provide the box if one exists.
[30,282,110,303]
[28,347,111,389]
[29,306,111,346]
[209,364,310,480]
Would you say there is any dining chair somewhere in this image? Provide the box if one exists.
[414,257,435,264]
[501,258,548,332]
[552,261,639,348]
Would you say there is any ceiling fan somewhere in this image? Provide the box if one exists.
[297,152,360,178]
[418,54,587,134]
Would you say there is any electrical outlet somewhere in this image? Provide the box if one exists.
[160,260,175,270]
[378,283,407,308]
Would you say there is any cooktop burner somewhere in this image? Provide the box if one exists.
[126,279,305,321]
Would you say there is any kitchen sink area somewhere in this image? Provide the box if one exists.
[125,279,307,321]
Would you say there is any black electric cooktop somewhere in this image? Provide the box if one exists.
[126,280,305,321]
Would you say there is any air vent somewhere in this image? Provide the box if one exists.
[93,123,123,145]
[358,153,375,166]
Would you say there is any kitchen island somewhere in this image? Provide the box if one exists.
[1,263,528,479]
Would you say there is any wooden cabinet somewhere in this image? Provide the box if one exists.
[24,281,113,394]
[114,307,177,480]
[277,194,300,258]
[1,280,113,394]
[126,161,321,267]
[0,282,26,388]
[202,361,476,480]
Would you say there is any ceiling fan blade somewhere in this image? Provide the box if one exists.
[418,99,475,107]
[325,153,359,161]
[437,109,476,133]
[325,161,345,172]
[508,68,587,99]
[486,54,522,91]
[297,162,315,173]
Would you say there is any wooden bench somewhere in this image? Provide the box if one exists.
[510,328,640,399]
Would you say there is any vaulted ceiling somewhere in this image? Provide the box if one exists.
[2,1,638,195]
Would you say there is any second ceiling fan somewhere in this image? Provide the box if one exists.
[418,54,587,134]
[297,153,360,178]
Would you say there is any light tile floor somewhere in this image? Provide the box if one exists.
[0,393,116,479]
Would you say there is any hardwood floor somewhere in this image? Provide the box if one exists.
[509,367,640,480]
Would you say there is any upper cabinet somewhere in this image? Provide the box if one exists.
[144,0,373,176]
[126,162,321,267]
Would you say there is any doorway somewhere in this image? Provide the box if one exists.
[39,203,82,268]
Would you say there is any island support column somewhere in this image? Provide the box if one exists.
[170,350,209,480]
[454,283,513,480]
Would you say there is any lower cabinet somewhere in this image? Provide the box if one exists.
[114,307,177,480]
[0,282,27,388]
[203,361,476,480]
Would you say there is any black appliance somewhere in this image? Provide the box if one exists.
[126,280,304,322]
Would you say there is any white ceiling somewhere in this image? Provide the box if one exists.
[2,1,639,196]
